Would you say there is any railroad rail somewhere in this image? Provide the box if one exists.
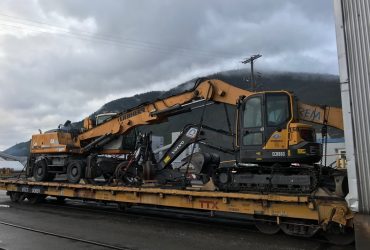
[0,220,131,250]
[0,179,355,245]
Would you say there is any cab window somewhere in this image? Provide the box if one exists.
[266,94,290,127]
[243,97,262,128]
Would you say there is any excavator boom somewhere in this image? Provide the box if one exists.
[78,79,343,145]
[77,79,254,143]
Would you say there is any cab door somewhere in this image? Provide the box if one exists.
[239,94,265,162]
[238,92,292,164]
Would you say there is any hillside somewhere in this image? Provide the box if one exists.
[4,70,342,157]
[97,70,341,114]
[3,141,31,157]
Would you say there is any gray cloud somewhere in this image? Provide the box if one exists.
[0,0,338,150]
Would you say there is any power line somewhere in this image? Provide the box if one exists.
[0,20,206,58]
[0,12,197,53]
[241,54,262,91]
[0,19,221,59]
[0,21,188,56]
[0,12,235,59]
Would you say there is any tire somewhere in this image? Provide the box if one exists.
[33,159,49,182]
[67,161,85,184]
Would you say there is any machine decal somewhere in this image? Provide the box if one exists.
[272,151,286,157]
[297,149,307,154]
[163,155,171,164]
[199,200,219,209]
[298,103,323,123]
[171,140,185,155]
[272,133,281,139]
[17,185,45,194]
[118,107,146,122]
[185,128,198,139]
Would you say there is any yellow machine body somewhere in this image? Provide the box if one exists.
[31,132,78,154]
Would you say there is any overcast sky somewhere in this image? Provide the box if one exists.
[0,0,338,150]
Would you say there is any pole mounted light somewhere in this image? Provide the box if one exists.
[241,54,262,91]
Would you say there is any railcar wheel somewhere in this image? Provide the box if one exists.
[56,196,66,203]
[255,221,280,235]
[27,194,46,204]
[117,202,131,212]
[323,224,354,245]
[9,192,21,202]
[67,161,84,184]
[279,223,319,237]
[33,160,49,182]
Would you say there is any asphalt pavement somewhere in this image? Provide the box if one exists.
[0,190,355,250]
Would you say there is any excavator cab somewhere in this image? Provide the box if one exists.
[215,91,324,193]
[96,113,117,126]
[238,91,321,165]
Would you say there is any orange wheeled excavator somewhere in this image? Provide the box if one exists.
[27,78,343,193]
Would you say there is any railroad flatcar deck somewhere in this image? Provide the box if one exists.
[0,179,354,245]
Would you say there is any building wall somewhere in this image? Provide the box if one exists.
[315,135,345,166]
[0,158,24,171]
[334,0,370,213]
[324,143,346,167]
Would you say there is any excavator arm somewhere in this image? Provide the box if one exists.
[78,79,343,147]
[77,79,254,143]
[77,79,344,154]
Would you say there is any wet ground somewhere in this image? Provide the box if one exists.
[0,191,355,250]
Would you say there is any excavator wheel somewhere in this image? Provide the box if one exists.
[67,160,85,184]
[33,159,49,182]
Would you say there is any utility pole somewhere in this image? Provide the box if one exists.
[241,54,262,91]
